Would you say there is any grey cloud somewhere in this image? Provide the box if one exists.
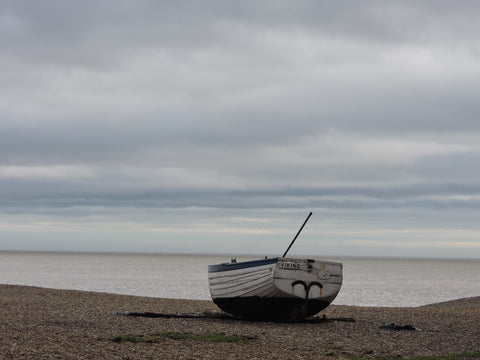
[2,1,480,256]
[2,1,480,69]
[2,173,480,210]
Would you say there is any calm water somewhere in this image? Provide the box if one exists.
[0,252,479,307]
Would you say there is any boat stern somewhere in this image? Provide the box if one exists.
[274,258,343,303]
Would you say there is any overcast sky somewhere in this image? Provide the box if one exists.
[1,1,480,258]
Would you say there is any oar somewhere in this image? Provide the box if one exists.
[282,212,313,258]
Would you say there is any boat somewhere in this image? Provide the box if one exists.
[208,213,343,321]
[208,257,342,321]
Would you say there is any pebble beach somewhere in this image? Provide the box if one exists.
[1,285,479,359]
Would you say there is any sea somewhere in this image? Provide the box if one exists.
[1,251,479,307]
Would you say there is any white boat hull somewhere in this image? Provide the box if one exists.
[208,257,342,321]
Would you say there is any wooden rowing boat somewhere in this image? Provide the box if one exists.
[208,257,342,321]
[208,212,342,321]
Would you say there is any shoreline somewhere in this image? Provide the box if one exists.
[1,284,479,359]
[3,281,478,309]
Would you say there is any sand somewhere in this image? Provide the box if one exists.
[1,285,479,359]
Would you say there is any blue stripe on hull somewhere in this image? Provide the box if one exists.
[208,258,278,273]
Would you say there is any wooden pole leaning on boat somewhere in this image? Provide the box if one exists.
[282,212,313,258]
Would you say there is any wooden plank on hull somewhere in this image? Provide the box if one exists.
[211,276,275,298]
[209,272,273,292]
[208,268,273,285]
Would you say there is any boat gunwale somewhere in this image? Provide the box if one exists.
[208,257,343,273]
[208,258,279,273]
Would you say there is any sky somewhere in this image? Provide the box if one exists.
[1,1,480,258]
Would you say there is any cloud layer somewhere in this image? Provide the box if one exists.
[2,1,480,257]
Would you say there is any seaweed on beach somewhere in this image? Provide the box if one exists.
[119,310,355,323]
